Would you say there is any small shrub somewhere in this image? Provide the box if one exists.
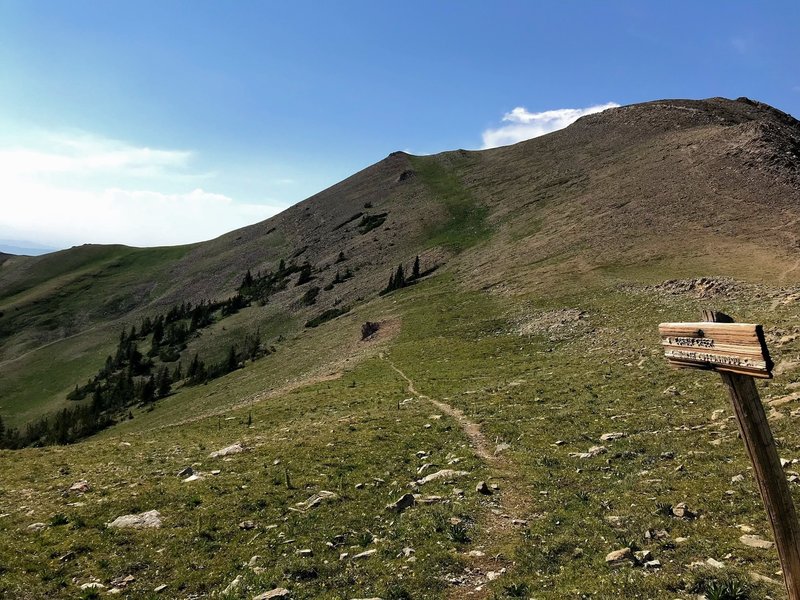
[361,321,380,340]
[446,522,470,543]
[50,513,69,526]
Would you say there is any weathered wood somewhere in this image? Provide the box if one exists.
[658,320,773,378]
[702,310,800,600]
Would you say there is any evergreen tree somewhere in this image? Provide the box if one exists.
[241,269,254,289]
[296,262,313,285]
[140,375,156,404]
[394,264,405,288]
[0,414,5,444]
[412,255,420,279]
[157,367,172,398]
[152,317,164,344]
[187,354,200,380]
[226,345,238,373]
[173,362,183,381]
[278,258,286,274]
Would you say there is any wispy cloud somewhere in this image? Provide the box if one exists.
[481,102,620,149]
[0,130,280,248]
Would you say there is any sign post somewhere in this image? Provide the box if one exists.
[659,311,800,599]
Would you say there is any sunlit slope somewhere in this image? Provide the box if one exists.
[2,97,799,429]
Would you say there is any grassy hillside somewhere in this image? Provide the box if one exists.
[1,97,800,598]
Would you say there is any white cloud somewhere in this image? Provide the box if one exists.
[0,130,281,248]
[481,102,620,149]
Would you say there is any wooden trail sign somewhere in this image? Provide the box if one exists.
[659,321,773,378]
[660,311,800,600]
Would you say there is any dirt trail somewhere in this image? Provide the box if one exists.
[385,357,495,461]
[381,354,532,599]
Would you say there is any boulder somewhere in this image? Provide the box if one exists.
[605,547,633,567]
[415,469,469,485]
[209,443,245,458]
[107,510,162,529]
[252,587,291,599]
[386,493,415,513]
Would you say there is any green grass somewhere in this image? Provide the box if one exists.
[409,155,490,252]
[2,269,799,597]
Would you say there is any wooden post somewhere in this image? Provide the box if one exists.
[702,310,800,599]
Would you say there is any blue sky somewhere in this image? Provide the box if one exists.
[1,1,798,251]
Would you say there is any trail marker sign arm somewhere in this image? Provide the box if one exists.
[659,321,773,378]
[659,311,800,599]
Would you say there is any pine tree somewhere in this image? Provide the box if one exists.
[157,367,172,398]
[394,264,405,288]
[187,354,200,380]
[296,263,313,285]
[140,375,156,404]
[242,269,254,289]
[226,345,238,373]
[412,255,420,279]
[173,362,183,381]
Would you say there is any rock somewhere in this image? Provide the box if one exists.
[634,550,652,562]
[107,510,162,529]
[239,520,256,530]
[221,575,242,596]
[183,474,202,483]
[154,584,168,593]
[401,547,415,558]
[385,493,416,513]
[750,571,783,585]
[706,558,725,569]
[486,570,503,581]
[296,548,313,557]
[781,458,791,468]
[298,490,337,510]
[671,502,697,519]
[110,575,135,588]
[80,582,105,590]
[414,495,443,504]
[740,534,775,549]
[476,481,492,495]
[177,466,193,478]
[605,547,633,567]
[69,480,91,494]
[27,522,46,532]
[211,469,221,475]
[663,385,680,396]
[731,474,745,483]
[415,469,469,485]
[644,529,669,540]
[252,588,291,599]
[209,443,245,458]
[352,549,377,560]
[600,432,625,441]
[675,537,689,543]
[570,445,607,459]
[452,488,464,497]
[468,550,485,557]
[339,552,348,560]
[644,559,662,569]
[711,408,725,420]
